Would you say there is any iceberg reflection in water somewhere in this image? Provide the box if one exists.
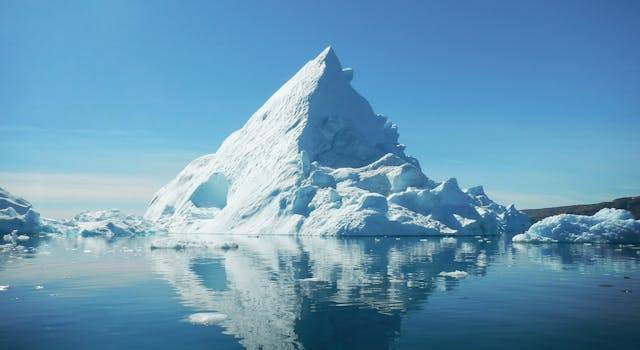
[148,235,640,349]
[1,234,639,349]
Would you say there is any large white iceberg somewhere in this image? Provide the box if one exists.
[145,47,529,236]
[513,208,640,243]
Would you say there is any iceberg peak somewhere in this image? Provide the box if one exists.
[145,48,530,236]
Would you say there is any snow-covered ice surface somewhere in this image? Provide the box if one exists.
[146,47,529,236]
[513,208,640,243]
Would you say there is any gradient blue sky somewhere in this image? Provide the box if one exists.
[1,0,639,218]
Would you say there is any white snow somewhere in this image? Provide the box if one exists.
[0,285,8,291]
[438,270,469,279]
[136,47,530,236]
[187,312,228,326]
[513,208,640,243]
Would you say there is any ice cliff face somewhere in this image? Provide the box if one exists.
[146,47,529,236]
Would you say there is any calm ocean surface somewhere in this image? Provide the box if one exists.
[1,235,639,349]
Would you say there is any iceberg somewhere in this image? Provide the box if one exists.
[513,208,640,243]
[145,47,529,236]
[0,187,46,235]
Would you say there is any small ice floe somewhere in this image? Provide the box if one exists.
[83,249,92,253]
[3,234,12,242]
[438,270,469,279]
[16,235,30,241]
[187,312,228,326]
[34,285,44,290]
[374,238,381,243]
[0,285,9,291]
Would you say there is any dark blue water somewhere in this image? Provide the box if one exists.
[1,235,639,349]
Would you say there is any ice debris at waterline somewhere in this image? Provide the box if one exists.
[513,208,640,243]
[145,47,530,236]
[150,235,238,250]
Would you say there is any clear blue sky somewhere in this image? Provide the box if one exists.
[1,0,639,218]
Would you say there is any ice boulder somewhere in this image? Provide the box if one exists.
[0,187,45,235]
[513,208,640,243]
[145,47,529,236]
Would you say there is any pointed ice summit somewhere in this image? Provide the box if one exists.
[145,47,529,235]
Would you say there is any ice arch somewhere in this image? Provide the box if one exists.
[190,173,229,208]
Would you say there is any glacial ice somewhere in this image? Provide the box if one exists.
[513,208,640,243]
[145,47,530,236]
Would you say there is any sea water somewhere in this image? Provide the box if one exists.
[1,235,639,349]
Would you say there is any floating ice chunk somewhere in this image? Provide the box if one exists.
[187,312,228,326]
[438,270,468,279]
[513,208,640,243]
[16,235,29,241]
[0,285,8,291]
[34,285,44,290]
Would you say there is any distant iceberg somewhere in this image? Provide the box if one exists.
[69,209,165,239]
[513,208,640,243]
[0,187,163,240]
[145,47,529,236]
